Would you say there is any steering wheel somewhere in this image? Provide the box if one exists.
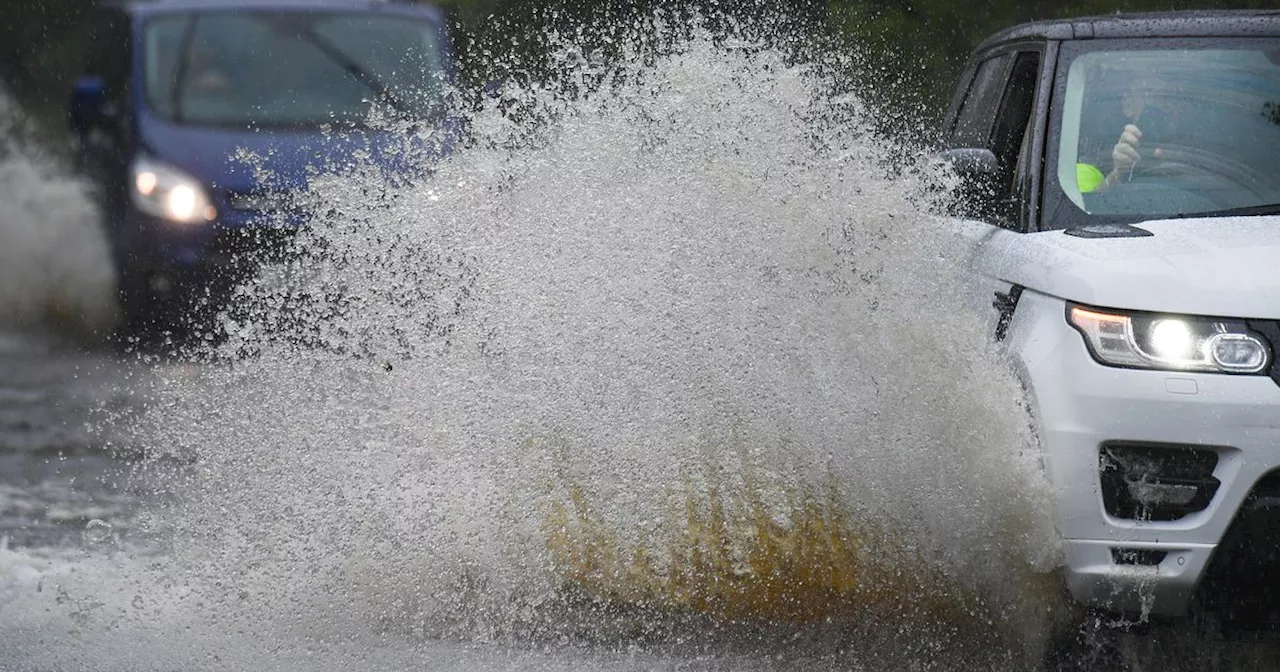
[1128,143,1280,199]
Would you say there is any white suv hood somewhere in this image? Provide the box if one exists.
[969,215,1280,319]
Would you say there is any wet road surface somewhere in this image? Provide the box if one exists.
[0,331,153,549]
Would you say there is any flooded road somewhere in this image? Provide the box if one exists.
[0,338,761,671]
[2,338,1279,672]
[0,335,139,549]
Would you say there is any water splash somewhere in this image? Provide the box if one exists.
[193,27,1060,653]
[3,19,1066,672]
[0,93,117,339]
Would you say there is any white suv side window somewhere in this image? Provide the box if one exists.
[951,54,1010,147]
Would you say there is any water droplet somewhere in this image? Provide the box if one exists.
[83,519,113,545]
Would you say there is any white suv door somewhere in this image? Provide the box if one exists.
[936,44,1048,341]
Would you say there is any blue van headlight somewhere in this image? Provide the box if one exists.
[130,155,216,224]
[1068,303,1271,374]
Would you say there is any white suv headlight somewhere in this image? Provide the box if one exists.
[130,155,216,224]
[1068,303,1272,374]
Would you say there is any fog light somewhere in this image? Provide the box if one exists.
[1209,333,1268,373]
[1128,481,1198,506]
[1100,443,1221,521]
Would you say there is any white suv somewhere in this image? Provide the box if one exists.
[938,11,1280,636]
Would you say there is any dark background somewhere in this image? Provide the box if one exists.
[5,0,1280,141]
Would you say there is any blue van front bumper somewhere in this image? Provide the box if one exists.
[116,197,306,299]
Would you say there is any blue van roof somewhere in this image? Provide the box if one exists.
[117,0,444,22]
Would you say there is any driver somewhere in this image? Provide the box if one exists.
[187,41,235,95]
[1078,71,1172,194]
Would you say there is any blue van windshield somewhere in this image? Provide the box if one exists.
[144,11,447,128]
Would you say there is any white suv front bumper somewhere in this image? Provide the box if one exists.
[1012,290,1280,619]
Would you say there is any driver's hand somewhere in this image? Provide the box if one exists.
[1112,124,1143,175]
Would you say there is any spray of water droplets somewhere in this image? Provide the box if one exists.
[2,21,1069,672]
[0,93,117,339]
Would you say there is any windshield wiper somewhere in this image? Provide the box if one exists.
[297,27,414,117]
[1170,203,1280,219]
[170,16,199,123]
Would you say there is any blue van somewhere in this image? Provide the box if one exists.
[68,0,460,331]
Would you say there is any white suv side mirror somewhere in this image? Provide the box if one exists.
[931,147,1003,221]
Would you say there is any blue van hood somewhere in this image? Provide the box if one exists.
[141,118,458,194]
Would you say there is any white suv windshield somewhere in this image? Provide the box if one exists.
[1056,45,1280,219]
[144,11,446,128]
